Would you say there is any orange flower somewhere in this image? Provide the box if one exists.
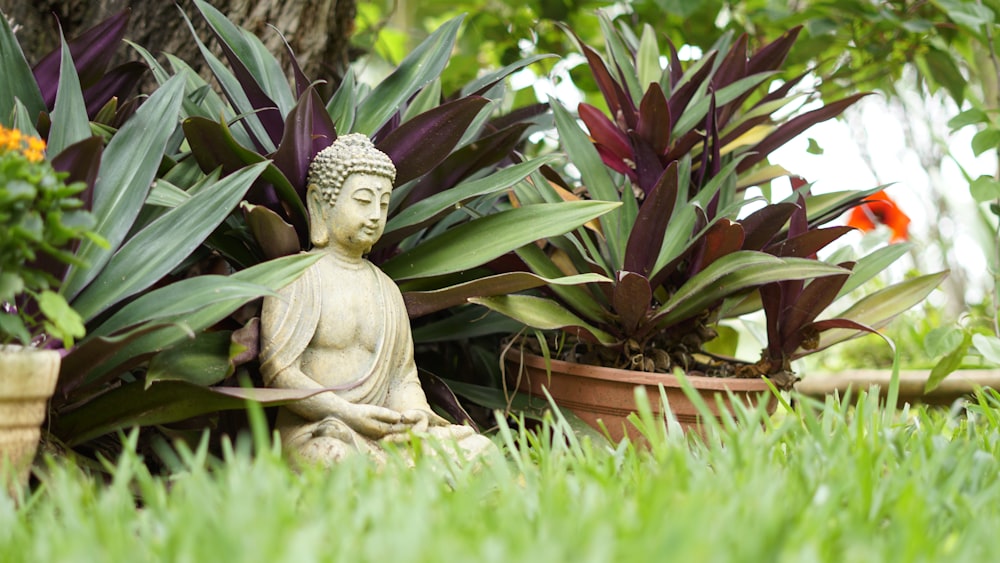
[846,190,911,242]
[0,125,46,162]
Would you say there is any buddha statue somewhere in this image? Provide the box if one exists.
[260,134,495,466]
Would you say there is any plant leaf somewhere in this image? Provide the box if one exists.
[925,332,972,393]
[271,85,337,201]
[972,334,1000,366]
[0,15,45,126]
[655,252,849,326]
[243,202,301,259]
[183,116,308,233]
[354,15,463,136]
[806,271,949,355]
[193,0,289,143]
[396,122,533,214]
[403,272,610,318]
[637,82,672,155]
[61,74,186,300]
[146,330,236,386]
[72,162,268,321]
[624,163,679,277]
[47,33,91,156]
[77,254,322,387]
[377,96,490,185]
[614,271,652,334]
[470,295,617,345]
[53,380,330,446]
[835,243,911,298]
[386,155,558,235]
[766,226,855,258]
[31,10,130,108]
[382,201,621,281]
[737,93,870,173]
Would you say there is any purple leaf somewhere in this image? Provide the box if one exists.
[594,143,637,180]
[373,111,401,145]
[667,51,717,123]
[780,264,853,352]
[82,61,147,118]
[576,36,636,130]
[488,102,549,131]
[789,192,809,240]
[740,203,797,250]
[613,271,652,334]
[718,72,806,149]
[760,283,783,359]
[418,370,478,429]
[231,317,260,368]
[737,93,871,173]
[789,318,880,360]
[51,136,103,201]
[279,34,311,99]
[204,24,285,148]
[666,38,683,90]
[402,272,558,318]
[579,103,632,162]
[376,96,490,186]
[183,116,308,238]
[688,219,745,275]
[712,34,748,91]
[695,92,717,192]
[624,162,679,276]
[747,27,802,75]
[637,83,672,156]
[55,322,174,405]
[765,226,855,259]
[629,130,665,195]
[389,122,531,236]
[271,85,337,202]
[32,9,131,108]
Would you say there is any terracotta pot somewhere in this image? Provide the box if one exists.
[0,346,60,489]
[504,349,775,442]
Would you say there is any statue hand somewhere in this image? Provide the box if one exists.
[340,403,406,439]
[380,409,432,443]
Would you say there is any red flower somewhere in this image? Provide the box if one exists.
[846,190,911,242]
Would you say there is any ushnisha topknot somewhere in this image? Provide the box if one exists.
[307,133,396,206]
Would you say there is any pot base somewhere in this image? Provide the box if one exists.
[505,349,775,442]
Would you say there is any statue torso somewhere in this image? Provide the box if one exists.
[297,254,386,388]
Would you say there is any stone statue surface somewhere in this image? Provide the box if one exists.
[260,134,494,465]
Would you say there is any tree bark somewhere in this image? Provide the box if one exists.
[1,0,357,96]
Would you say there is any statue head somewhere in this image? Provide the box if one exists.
[306,134,396,254]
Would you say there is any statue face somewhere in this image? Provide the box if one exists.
[323,173,392,254]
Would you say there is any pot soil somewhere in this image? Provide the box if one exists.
[0,346,60,490]
[504,348,775,442]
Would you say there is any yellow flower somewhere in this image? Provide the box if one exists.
[0,125,21,152]
[0,124,46,161]
[24,137,46,163]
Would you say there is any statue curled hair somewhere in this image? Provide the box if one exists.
[307,133,396,206]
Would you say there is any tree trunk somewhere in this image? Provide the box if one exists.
[0,0,357,96]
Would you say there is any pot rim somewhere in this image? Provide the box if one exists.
[503,348,772,391]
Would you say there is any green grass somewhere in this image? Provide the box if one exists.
[4,388,1000,562]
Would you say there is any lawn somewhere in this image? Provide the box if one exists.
[3,387,1000,562]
